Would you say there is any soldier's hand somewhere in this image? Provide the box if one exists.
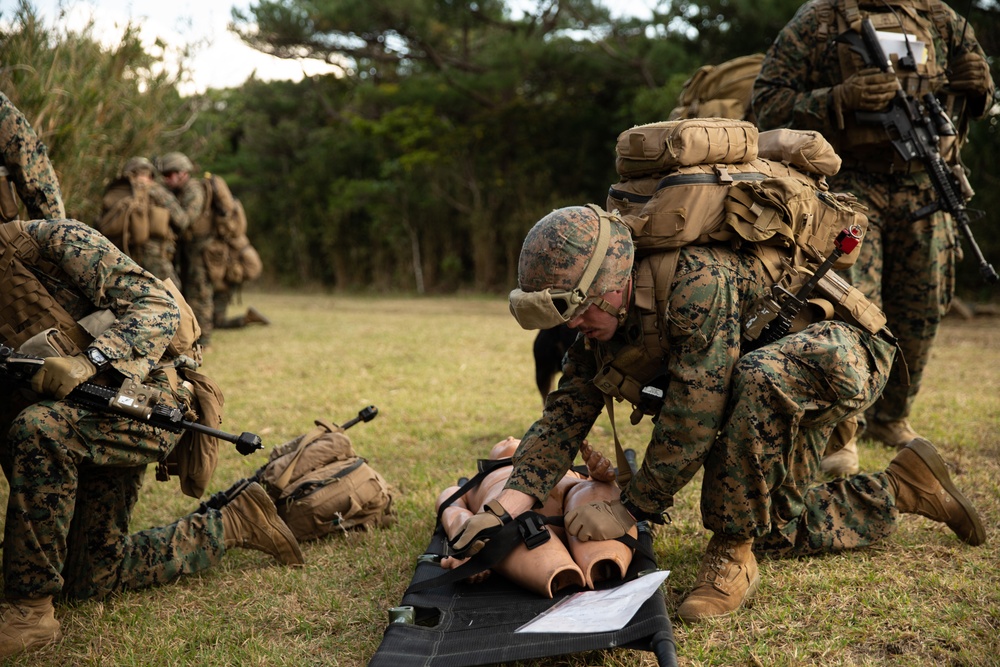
[564,498,636,541]
[949,52,992,96]
[834,68,897,111]
[31,354,97,399]
[448,499,511,557]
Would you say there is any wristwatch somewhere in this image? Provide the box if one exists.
[84,347,111,372]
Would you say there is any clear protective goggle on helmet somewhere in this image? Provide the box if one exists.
[509,206,611,330]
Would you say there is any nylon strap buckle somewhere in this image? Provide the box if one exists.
[518,514,551,550]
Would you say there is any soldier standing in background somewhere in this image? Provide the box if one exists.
[157,151,214,349]
[752,0,994,473]
[0,91,65,221]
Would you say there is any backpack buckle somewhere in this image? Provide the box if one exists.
[518,514,551,550]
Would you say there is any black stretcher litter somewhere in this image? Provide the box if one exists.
[369,520,678,666]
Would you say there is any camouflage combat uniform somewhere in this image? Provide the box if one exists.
[99,176,182,286]
[752,0,993,425]
[0,92,65,220]
[0,220,226,601]
[506,245,900,555]
[167,177,213,345]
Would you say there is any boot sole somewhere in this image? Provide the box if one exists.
[904,438,986,546]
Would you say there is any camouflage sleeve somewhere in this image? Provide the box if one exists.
[148,182,192,232]
[505,335,606,503]
[945,8,994,119]
[175,179,206,233]
[621,248,746,515]
[752,1,844,134]
[29,220,179,381]
[0,93,66,220]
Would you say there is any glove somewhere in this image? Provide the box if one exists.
[564,498,636,541]
[832,67,898,111]
[448,499,511,557]
[949,52,993,96]
[30,354,97,399]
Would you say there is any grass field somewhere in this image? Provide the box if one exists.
[3,291,999,666]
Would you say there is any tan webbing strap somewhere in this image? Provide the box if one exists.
[604,393,633,488]
[274,419,339,489]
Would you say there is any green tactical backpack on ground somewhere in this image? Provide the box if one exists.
[668,53,765,123]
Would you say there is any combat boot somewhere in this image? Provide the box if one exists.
[865,418,921,450]
[821,436,859,477]
[886,438,985,546]
[0,596,62,658]
[676,534,759,623]
[244,307,270,326]
[221,482,305,565]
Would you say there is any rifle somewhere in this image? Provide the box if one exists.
[197,404,379,512]
[744,226,864,349]
[0,344,262,456]
[837,17,998,283]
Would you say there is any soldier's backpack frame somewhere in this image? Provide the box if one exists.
[370,455,678,667]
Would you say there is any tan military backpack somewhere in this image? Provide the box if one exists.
[260,417,396,542]
[668,54,765,123]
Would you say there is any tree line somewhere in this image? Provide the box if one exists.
[2,0,999,298]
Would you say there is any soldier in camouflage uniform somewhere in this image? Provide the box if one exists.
[0,92,65,220]
[158,151,214,348]
[0,220,303,659]
[449,206,984,622]
[752,0,994,470]
[99,156,183,285]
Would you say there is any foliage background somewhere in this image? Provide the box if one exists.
[2,0,998,299]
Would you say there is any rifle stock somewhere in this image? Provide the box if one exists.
[838,19,998,283]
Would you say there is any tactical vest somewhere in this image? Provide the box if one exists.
[589,247,888,423]
[0,221,95,352]
[0,220,200,359]
[818,0,959,168]
[98,177,173,258]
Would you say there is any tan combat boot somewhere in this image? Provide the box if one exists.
[221,482,305,565]
[676,534,759,623]
[821,436,859,477]
[886,438,985,546]
[0,596,62,658]
[865,418,921,450]
[244,307,270,326]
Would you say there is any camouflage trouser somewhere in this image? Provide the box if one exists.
[1,398,225,600]
[213,289,245,329]
[702,320,899,556]
[135,238,181,287]
[179,234,214,345]
[831,169,958,423]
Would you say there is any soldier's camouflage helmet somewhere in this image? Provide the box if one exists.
[518,205,634,295]
[122,156,155,177]
[158,151,193,174]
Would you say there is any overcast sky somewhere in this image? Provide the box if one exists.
[24,0,339,95]
[23,1,654,95]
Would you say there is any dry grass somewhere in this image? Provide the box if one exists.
[2,293,998,666]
